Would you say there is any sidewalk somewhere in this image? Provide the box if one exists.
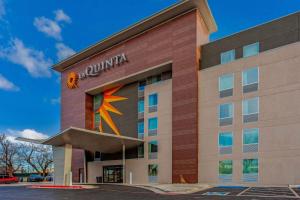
[135,184,211,194]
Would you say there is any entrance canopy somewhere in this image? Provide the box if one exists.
[42,127,144,153]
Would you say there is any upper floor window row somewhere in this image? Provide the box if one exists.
[219,67,259,98]
[220,42,260,65]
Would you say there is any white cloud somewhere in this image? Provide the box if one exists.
[7,129,49,140]
[55,42,75,61]
[54,9,71,23]
[0,38,52,78]
[50,97,61,105]
[34,16,62,40]
[0,0,5,19]
[0,74,19,91]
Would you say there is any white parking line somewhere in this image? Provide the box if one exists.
[237,187,251,196]
[290,187,300,198]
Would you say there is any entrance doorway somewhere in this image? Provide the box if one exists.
[103,165,123,183]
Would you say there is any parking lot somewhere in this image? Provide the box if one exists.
[0,184,300,200]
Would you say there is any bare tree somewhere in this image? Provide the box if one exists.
[19,144,53,177]
[0,134,22,176]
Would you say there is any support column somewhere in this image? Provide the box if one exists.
[53,144,72,186]
[122,143,126,184]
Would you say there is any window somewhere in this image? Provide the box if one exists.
[219,132,233,155]
[138,81,146,91]
[219,160,233,175]
[138,122,144,139]
[221,49,235,64]
[94,151,101,161]
[219,74,234,97]
[93,94,102,130]
[243,159,259,182]
[243,42,259,58]
[219,103,233,126]
[243,97,259,123]
[148,93,158,112]
[138,144,144,158]
[243,67,259,93]
[148,164,158,183]
[148,117,158,136]
[148,75,161,84]
[219,160,233,182]
[149,94,158,107]
[148,140,158,159]
[243,128,259,153]
[138,99,144,113]
[243,128,259,145]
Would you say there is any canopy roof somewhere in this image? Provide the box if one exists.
[42,127,144,153]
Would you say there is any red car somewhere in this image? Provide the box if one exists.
[0,175,18,184]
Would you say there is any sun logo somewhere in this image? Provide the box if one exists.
[66,72,79,89]
[97,85,127,136]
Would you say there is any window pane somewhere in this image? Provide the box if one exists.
[148,118,158,130]
[93,94,102,111]
[243,159,258,174]
[138,100,144,113]
[138,122,144,133]
[219,103,233,119]
[219,74,234,91]
[243,97,259,115]
[138,144,144,158]
[244,128,259,144]
[219,160,233,175]
[139,81,146,91]
[149,94,158,107]
[219,132,233,147]
[148,141,158,153]
[94,112,100,129]
[221,50,235,64]
[243,42,259,58]
[243,67,258,86]
[148,164,158,176]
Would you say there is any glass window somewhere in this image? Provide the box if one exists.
[221,49,235,64]
[243,42,259,58]
[138,144,144,158]
[148,164,158,176]
[138,100,144,113]
[219,160,233,175]
[243,67,259,86]
[243,128,259,145]
[149,94,158,107]
[243,159,259,174]
[243,97,259,115]
[94,112,100,129]
[93,94,102,111]
[139,81,146,91]
[148,141,158,153]
[148,117,158,130]
[219,74,234,91]
[138,122,144,139]
[219,132,233,147]
[219,103,233,119]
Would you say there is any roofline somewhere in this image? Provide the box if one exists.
[207,11,300,45]
[53,0,217,72]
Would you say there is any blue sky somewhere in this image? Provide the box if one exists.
[0,0,299,139]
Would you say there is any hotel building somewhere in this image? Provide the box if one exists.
[43,0,300,186]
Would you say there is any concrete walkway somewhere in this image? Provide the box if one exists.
[136,184,211,194]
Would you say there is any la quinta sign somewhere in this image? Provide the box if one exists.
[66,53,128,89]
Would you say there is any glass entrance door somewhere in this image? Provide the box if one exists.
[103,165,123,183]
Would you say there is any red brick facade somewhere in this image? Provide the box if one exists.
[61,10,209,183]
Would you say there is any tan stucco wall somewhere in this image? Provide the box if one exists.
[87,79,172,184]
[198,41,300,186]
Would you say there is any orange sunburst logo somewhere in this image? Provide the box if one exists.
[66,72,79,89]
[97,85,127,136]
